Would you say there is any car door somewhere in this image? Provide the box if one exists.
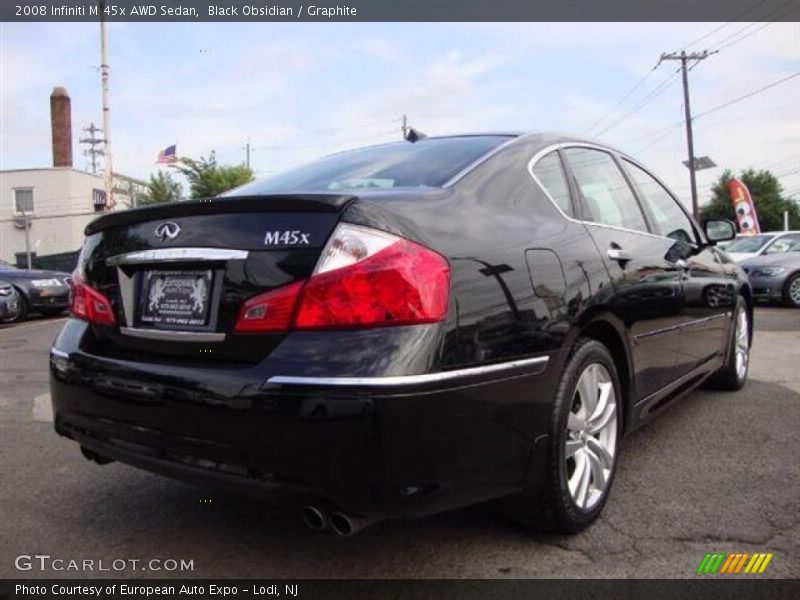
[561,146,686,400]
[621,158,735,375]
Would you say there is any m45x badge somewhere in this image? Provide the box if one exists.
[264,230,311,246]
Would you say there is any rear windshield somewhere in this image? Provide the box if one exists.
[225,135,513,195]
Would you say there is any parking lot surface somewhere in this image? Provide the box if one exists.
[1,308,798,579]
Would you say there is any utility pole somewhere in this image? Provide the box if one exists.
[243,139,252,169]
[660,50,715,219]
[79,122,104,174]
[401,114,408,140]
[100,2,115,210]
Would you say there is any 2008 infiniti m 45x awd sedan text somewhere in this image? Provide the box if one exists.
[50,134,751,535]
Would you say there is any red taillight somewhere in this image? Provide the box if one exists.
[69,272,116,325]
[295,239,449,329]
[232,224,450,333]
[234,281,304,333]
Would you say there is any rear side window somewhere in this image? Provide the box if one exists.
[225,136,513,195]
[532,152,573,217]
[623,160,696,243]
[766,234,800,254]
[563,148,648,232]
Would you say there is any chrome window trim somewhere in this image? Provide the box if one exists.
[119,327,226,342]
[106,248,249,266]
[442,135,525,187]
[268,355,549,388]
[527,142,695,244]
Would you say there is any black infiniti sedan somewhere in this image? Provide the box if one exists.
[0,260,71,321]
[50,134,750,535]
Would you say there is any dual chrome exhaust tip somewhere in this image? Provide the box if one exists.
[301,504,376,537]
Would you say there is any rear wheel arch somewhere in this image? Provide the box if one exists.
[575,319,632,432]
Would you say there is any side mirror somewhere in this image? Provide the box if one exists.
[703,219,736,244]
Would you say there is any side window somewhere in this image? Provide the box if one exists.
[562,148,648,232]
[766,234,800,254]
[532,152,573,217]
[623,160,696,243]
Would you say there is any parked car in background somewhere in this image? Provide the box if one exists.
[0,280,21,323]
[50,133,750,536]
[0,260,71,322]
[724,231,800,262]
[741,239,800,307]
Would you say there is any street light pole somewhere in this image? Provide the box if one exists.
[100,2,115,210]
[660,50,715,219]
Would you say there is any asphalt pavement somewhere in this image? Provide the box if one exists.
[1,308,798,579]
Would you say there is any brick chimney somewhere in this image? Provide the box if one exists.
[50,86,73,168]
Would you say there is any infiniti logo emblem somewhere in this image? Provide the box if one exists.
[155,221,181,242]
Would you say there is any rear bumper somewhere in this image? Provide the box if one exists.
[50,320,556,519]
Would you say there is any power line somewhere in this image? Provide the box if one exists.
[582,62,660,135]
[706,0,798,52]
[680,0,768,49]
[592,67,682,137]
[635,72,799,153]
[693,71,800,120]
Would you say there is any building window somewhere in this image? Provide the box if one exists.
[93,189,107,212]
[13,188,34,214]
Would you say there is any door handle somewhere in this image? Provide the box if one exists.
[607,247,633,263]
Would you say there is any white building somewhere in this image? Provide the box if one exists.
[0,168,146,264]
[0,86,146,266]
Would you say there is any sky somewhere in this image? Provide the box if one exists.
[1,21,798,207]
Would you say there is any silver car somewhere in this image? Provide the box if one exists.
[740,240,800,307]
[725,231,800,262]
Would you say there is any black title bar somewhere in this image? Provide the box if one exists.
[3,579,800,600]
[2,0,800,22]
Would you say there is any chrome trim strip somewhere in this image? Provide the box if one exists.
[634,312,732,341]
[527,142,697,243]
[119,327,226,342]
[268,355,549,388]
[107,248,249,266]
[50,348,70,359]
[679,312,731,328]
[443,136,524,187]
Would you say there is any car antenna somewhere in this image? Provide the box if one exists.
[405,127,427,143]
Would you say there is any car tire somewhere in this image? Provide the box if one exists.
[705,296,750,391]
[783,273,800,308]
[6,290,28,323]
[503,338,622,534]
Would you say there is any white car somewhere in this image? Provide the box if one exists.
[724,231,800,262]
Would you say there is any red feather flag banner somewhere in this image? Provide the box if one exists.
[727,178,760,235]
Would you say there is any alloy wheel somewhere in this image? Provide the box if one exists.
[735,308,749,381]
[790,277,800,306]
[564,362,618,510]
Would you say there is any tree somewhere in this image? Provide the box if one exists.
[173,154,254,198]
[700,168,800,231]
[139,170,182,205]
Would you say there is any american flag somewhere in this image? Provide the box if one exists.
[156,144,177,164]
